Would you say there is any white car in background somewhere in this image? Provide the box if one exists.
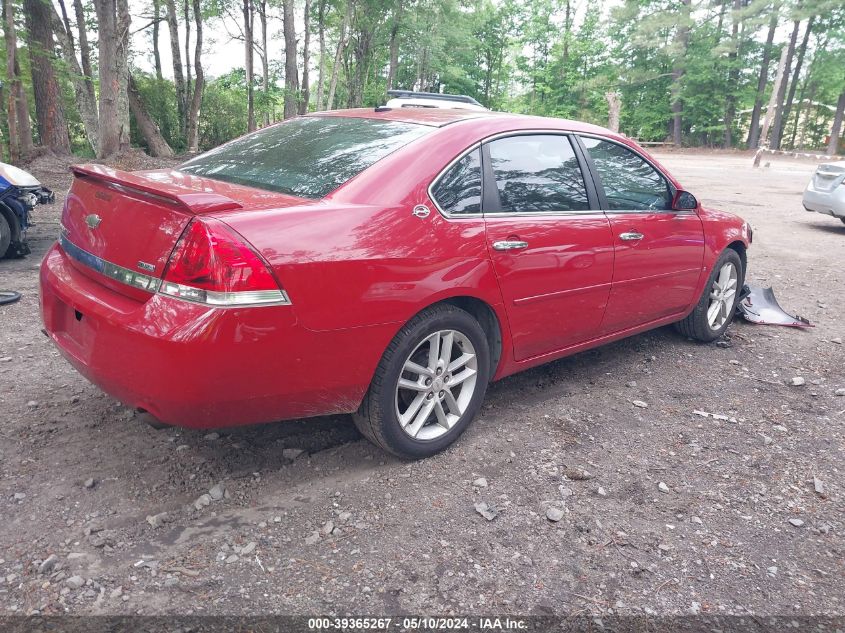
[385,90,488,111]
[803,162,845,225]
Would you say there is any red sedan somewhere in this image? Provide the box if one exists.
[40,108,751,458]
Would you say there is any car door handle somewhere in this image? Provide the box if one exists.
[492,240,529,251]
[619,232,644,241]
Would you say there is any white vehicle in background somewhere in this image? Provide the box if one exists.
[385,90,488,111]
[803,161,845,225]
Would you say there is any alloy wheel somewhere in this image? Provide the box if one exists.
[707,261,738,330]
[395,329,478,441]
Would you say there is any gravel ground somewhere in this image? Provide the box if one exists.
[0,150,843,618]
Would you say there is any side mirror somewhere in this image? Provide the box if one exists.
[673,190,698,211]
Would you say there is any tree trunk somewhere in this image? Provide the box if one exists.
[754,45,789,166]
[3,0,35,161]
[94,0,131,157]
[185,0,204,151]
[24,0,71,154]
[128,75,174,157]
[243,0,256,131]
[747,4,778,148]
[723,0,741,148]
[326,0,352,111]
[282,0,299,118]
[51,0,99,152]
[385,1,402,92]
[165,0,186,138]
[770,18,800,150]
[72,0,94,82]
[299,0,311,115]
[670,0,691,145]
[828,83,845,156]
[184,0,192,108]
[315,0,326,110]
[778,16,813,149]
[606,91,621,133]
[152,0,163,80]
[347,28,371,108]
[257,0,269,125]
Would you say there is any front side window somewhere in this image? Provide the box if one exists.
[580,137,672,211]
[430,149,482,214]
[180,116,431,198]
[486,135,590,213]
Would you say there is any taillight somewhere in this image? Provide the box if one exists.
[160,218,290,307]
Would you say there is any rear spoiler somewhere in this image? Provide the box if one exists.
[70,164,243,214]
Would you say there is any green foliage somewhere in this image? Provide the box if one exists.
[2,0,844,159]
[198,73,250,150]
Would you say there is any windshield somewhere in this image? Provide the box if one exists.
[180,116,432,198]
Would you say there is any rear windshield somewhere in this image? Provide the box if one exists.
[180,116,431,198]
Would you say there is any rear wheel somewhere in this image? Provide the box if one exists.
[354,304,490,459]
[675,249,744,342]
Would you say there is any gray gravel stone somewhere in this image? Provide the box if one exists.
[472,477,488,488]
[546,507,564,522]
[146,512,169,529]
[282,448,304,460]
[789,518,805,527]
[65,575,85,589]
[658,482,670,494]
[38,554,59,575]
[208,484,225,501]
[790,377,805,386]
[474,501,498,521]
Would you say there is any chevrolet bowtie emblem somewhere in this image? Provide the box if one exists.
[85,214,102,229]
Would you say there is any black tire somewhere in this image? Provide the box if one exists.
[0,212,11,259]
[353,304,491,459]
[0,290,22,305]
[675,248,744,342]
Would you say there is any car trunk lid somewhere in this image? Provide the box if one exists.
[61,164,307,298]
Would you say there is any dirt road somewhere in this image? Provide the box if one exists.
[1,151,843,617]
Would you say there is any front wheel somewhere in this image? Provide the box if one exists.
[675,249,744,342]
[0,213,11,259]
[353,304,491,459]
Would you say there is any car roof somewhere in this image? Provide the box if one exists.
[308,108,614,136]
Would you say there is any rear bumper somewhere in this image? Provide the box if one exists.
[803,182,845,218]
[39,243,391,428]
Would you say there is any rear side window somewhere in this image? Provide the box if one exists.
[430,149,482,214]
[580,137,672,211]
[486,135,589,213]
[180,117,431,198]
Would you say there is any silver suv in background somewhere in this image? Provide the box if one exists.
[803,162,845,225]
[384,90,488,111]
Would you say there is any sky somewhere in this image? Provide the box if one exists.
[128,0,296,83]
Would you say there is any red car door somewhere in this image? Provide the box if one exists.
[577,136,704,334]
[482,134,615,361]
